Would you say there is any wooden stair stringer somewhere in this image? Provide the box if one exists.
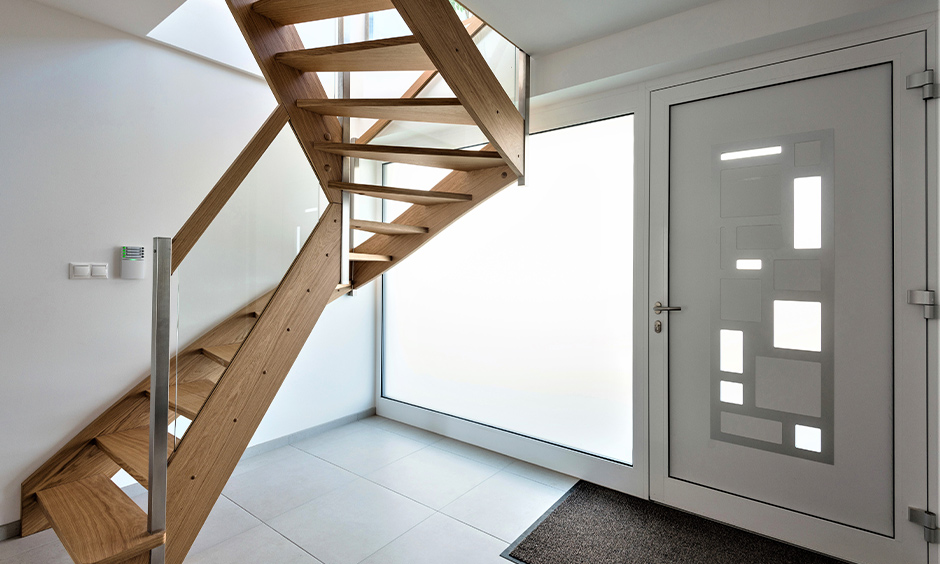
[353,162,517,288]
[164,204,343,564]
[21,291,274,537]
[226,0,344,202]
[390,0,525,177]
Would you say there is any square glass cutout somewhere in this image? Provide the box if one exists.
[720,330,744,374]
[794,425,822,452]
[736,259,762,270]
[794,176,822,249]
[774,301,821,352]
[720,381,744,405]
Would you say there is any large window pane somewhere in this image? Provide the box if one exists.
[383,116,634,464]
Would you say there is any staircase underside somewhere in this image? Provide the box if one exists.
[22,0,524,563]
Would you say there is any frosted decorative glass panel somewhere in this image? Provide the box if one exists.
[384,116,634,464]
[707,130,834,463]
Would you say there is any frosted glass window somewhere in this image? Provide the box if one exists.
[736,259,762,270]
[383,116,634,464]
[774,300,822,352]
[794,177,822,249]
[720,381,744,405]
[795,425,822,452]
[721,146,782,161]
[720,330,744,374]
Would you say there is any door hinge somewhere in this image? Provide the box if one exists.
[907,70,938,100]
[910,508,940,543]
[908,290,937,319]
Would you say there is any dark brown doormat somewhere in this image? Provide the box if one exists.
[503,481,849,564]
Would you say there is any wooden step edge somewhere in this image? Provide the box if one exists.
[296,98,475,126]
[274,36,435,73]
[328,284,352,305]
[330,181,472,206]
[316,143,504,171]
[253,0,395,26]
[143,380,215,421]
[200,342,242,367]
[95,427,173,489]
[350,252,393,262]
[36,474,165,564]
[350,219,429,235]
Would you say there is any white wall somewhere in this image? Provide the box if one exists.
[0,0,375,527]
[531,0,933,99]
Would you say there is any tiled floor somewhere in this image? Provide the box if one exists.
[0,417,576,564]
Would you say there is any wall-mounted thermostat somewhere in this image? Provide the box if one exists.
[121,246,146,279]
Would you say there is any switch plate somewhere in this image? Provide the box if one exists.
[90,263,108,279]
[70,263,91,279]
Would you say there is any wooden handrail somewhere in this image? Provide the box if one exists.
[171,105,289,273]
[356,16,485,145]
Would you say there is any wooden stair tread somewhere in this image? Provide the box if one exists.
[201,343,242,367]
[331,181,472,205]
[144,379,217,420]
[96,427,173,489]
[36,474,165,564]
[297,98,475,126]
[317,144,503,171]
[351,219,429,235]
[275,36,434,72]
[350,252,393,262]
[253,0,394,25]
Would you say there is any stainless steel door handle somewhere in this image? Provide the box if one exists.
[653,302,682,314]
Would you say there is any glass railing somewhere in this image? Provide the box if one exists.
[168,121,323,446]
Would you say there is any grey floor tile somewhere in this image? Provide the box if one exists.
[366,446,499,509]
[0,529,62,561]
[442,471,566,543]
[289,421,375,453]
[269,478,434,564]
[359,513,507,564]
[360,417,443,445]
[0,537,72,564]
[189,495,263,556]
[184,525,323,564]
[431,438,515,469]
[230,444,308,479]
[503,460,578,491]
[223,450,357,521]
[296,426,427,476]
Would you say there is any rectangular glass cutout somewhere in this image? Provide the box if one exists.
[720,412,783,444]
[793,176,822,249]
[794,425,822,452]
[736,225,783,250]
[721,146,783,161]
[736,259,762,270]
[774,300,822,352]
[720,381,744,405]
[720,330,744,373]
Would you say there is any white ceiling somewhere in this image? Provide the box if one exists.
[459,0,722,55]
[32,0,722,57]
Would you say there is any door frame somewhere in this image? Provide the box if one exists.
[648,33,931,563]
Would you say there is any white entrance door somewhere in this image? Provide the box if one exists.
[649,34,929,563]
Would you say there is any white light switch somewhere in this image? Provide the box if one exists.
[70,263,91,279]
[90,263,108,279]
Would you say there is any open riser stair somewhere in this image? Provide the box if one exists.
[21,0,525,562]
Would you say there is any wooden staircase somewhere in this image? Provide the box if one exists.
[20,0,524,563]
